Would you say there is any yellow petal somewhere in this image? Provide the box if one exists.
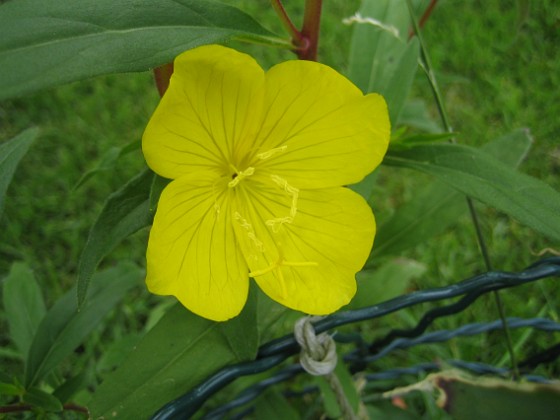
[142,45,265,180]
[250,60,390,188]
[146,171,249,321]
[233,179,375,314]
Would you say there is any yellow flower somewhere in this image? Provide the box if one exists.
[142,45,390,321]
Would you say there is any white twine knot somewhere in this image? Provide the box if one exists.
[294,316,337,376]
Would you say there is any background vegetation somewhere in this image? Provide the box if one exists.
[1,0,559,414]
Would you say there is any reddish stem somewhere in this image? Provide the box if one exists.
[0,403,89,415]
[408,0,438,39]
[297,0,323,61]
[153,63,174,97]
[270,0,305,46]
[271,0,322,60]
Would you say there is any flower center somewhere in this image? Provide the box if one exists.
[228,165,255,188]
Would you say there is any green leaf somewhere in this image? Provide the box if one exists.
[89,300,259,419]
[371,181,466,261]
[436,373,560,420]
[349,170,379,201]
[25,263,142,387]
[367,400,420,420]
[350,258,426,309]
[398,99,442,133]
[2,262,46,358]
[371,129,533,261]
[0,0,281,100]
[77,169,153,306]
[0,382,23,397]
[384,142,560,241]
[52,371,91,404]
[96,334,143,375]
[255,389,301,420]
[219,285,259,362]
[390,370,560,420]
[0,128,38,214]
[23,387,63,412]
[482,128,533,166]
[347,0,419,125]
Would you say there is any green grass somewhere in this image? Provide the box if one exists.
[1,0,559,417]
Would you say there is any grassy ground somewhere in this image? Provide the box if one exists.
[1,0,559,416]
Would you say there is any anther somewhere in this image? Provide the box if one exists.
[266,175,299,229]
[234,211,263,251]
[257,145,288,160]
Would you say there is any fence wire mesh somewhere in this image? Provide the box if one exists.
[152,257,560,419]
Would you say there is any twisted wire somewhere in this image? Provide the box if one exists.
[151,258,560,419]
[207,355,560,420]
[347,317,560,365]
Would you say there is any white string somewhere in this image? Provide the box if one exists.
[294,316,338,376]
[294,317,359,420]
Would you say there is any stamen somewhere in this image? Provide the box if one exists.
[283,261,319,268]
[234,212,263,252]
[249,256,318,299]
[228,166,255,188]
[266,175,299,230]
[248,265,276,277]
[257,145,288,160]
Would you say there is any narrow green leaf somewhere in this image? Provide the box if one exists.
[2,262,46,358]
[89,301,259,419]
[52,371,91,404]
[77,169,153,306]
[149,173,171,216]
[0,0,281,100]
[389,132,457,151]
[347,0,419,124]
[482,128,533,166]
[383,38,420,125]
[316,362,360,418]
[0,128,38,214]
[23,387,63,412]
[74,139,140,190]
[350,258,426,309]
[25,263,142,387]
[371,129,533,261]
[384,142,560,241]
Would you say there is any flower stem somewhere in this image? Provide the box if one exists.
[406,0,520,381]
[408,0,439,39]
[298,0,323,61]
[270,0,322,60]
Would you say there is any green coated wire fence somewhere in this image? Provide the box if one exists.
[152,257,560,419]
